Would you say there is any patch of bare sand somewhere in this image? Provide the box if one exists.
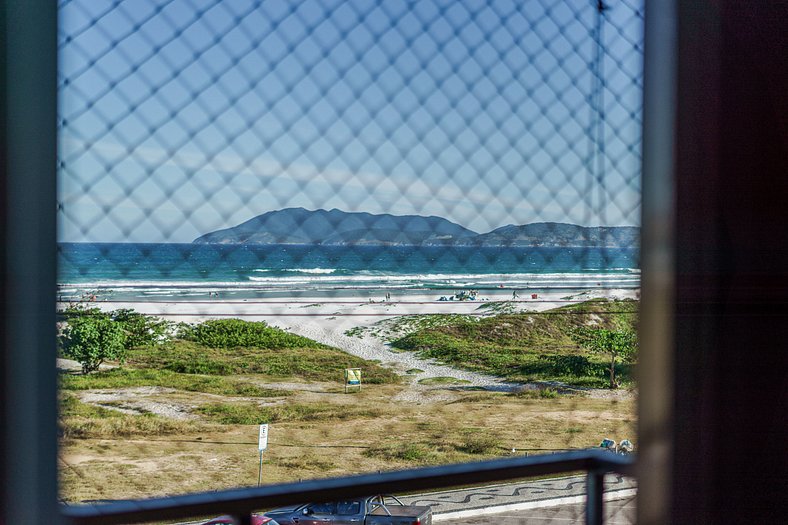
[57,358,116,372]
[392,383,463,404]
[74,387,286,420]
[532,409,633,422]
[237,379,335,393]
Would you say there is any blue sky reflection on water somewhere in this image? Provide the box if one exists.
[58,0,643,243]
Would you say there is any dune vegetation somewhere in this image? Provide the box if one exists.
[392,299,638,387]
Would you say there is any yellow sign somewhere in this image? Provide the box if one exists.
[345,368,362,392]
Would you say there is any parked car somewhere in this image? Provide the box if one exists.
[202,514,277,525]
[265,495,432,525]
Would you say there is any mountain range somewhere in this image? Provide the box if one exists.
[193,208,639,248]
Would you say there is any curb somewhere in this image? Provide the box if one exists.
[431,488,638,521]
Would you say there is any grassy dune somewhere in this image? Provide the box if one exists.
[125,340,400,384]
[392,299,638,387]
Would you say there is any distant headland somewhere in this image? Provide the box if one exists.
[193,207,639,248]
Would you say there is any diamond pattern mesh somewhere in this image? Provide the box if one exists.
[59,0,642,246]
[57,0,642,517]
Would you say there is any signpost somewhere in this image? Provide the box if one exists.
[345,368,362,393]
[257,423,269,486]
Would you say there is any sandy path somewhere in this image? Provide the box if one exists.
[281,316,519,390]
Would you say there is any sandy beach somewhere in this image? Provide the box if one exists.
[62,288,639,392]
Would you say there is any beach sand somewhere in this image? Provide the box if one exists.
[62,288,638,393]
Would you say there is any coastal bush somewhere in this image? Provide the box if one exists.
[59,314,127,374]
[569,327,638,389]
[111,309,171,348]
[58,306,171,352]
[456,433,502,455]
[59,304,107,322]
[183,319,325,349]
[363,443,440,463]
[538,354,595,376]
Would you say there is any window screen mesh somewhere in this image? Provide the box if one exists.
[57,0,641,519]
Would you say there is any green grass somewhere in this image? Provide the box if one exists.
[364,432,503,464]
[363,443,442,463]
[475,301,520,314]
[345,314,479,341]
[197,401,385,425]
[391,299,638,387]
[456,433,502,454]
[60,368,290,397]
[126,340,400,384]
[417,376,471,385]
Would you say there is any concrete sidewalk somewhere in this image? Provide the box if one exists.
[399,474,636,520]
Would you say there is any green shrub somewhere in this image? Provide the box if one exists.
[363,443,439,463]
[161,355,235,375]
[538,354,595,376]
[457,433,502,455]
[59,304,108,322]
[59,314,127,374]
[111,309,171,348]
[569,327,638,389]
[183,319,326,349]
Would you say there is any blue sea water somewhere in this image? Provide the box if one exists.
[57,243,640,301]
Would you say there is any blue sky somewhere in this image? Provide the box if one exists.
[58,0,643,243]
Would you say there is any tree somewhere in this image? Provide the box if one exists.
[570,327,638,388]
[111,309,170,348]
[59,314,127,374]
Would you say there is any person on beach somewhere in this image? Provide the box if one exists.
[512,290,519,300]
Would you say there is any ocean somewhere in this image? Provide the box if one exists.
[57,243,640,301]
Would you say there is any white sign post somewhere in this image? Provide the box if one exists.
[257,424,269,486]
